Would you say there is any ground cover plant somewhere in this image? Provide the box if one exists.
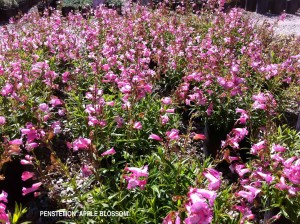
[0,1,300,223]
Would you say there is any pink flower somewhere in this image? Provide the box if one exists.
[233,203,255,223]
[21,171,35,181]
[0,191,8,203]
[203,168,222,190]
[256,171,274,184]
[1,83,13,96]
[149,134,163,141]
[160,115,169,125]
[188,188,217,206]
[232,128,248,140]
[185,188,215,224]
[125,166,149,177]
[21,126,38,142]
[20,159,33,165]
[72,137,91,151]
[101,147,116,156]
[102,64,110,71]
[275,176,289,190]
[81,165,93,177]
[115,116,124,128]
[284,158,300,184]
[163,211,180,224]
[166,129,180,140]
[234,164,250,177]
[38,103,49,112]
[58,109,66,116]
[250,140,266,155]
[271,144,286,153]
[0,203,9,223]
[252,92,276,113]
[237,185,261,203]
[50,98,63,106]
[133,121,142,130]
[62,71,70,83]
[193,133,206,140]
[165,108,175,113]
[161,97,172,105]
[106,101,115,106]
[22,182,42,196]
[9,139,22,145]
[88,116,99,126]
[51,121,62,135]
[206,102,213,116]
[0,116,6,125]
[124,165,149,190]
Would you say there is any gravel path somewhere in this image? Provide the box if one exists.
[246,11,300,36]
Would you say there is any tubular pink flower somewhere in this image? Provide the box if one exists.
[185,188,214,224]
[72,137,91,151]
[232,128,248,140]
[233,203,255,223]
[0,191,8,203]
[234,164,250,177]
[165,108,175,113]
[188,188,217,206]
[149,134,163,141]
[206,102,213,116]
[50,98,63,106]
[20,159,33,165]
[38,103,49,112]
[237,185,261,203]
[1,83,13,96]
[256,171,274,184]
[0,116,6,125]
[166,129,180,140]
[124,165,148,190]
[101,147,116,157]
[160,115,169,125]
[9,139,22,145]
[22,182,42,196]
[125,166,148,177]
[275,176,289,191]
[133,122,142,130]
[163,211,180,224]
[271,144,286,153]
[161,97,172,105]
[21,171,35,181]
[81,165,93,177]
[250,140,266,155]
[203,168,222,190]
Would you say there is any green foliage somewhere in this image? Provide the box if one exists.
[105,0,124,8]
[71,151,213,223]
[62,0,92,8]
[9,203,29,224]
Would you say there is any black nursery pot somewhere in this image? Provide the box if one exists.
[270,0,286,14]
[256,0,269,14]
[286,0,298,14]
[239,0,246,8]
[296,112,300,131]
[203,122,229,158]
[61,6,75,17]
[245,0,257,11]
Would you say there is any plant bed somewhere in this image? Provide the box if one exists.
[0,3,300,224]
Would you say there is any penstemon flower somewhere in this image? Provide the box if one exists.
[123,165,149,190]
